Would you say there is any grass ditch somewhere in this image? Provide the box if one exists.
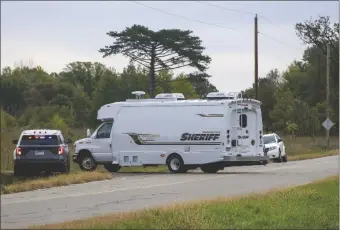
[31,175,339,229]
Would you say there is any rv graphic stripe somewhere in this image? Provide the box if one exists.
[125,133,221,145]
[196,113,224,117]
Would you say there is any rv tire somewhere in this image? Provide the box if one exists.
[104,164,121,173]
[200,164,220,173]
[166,154,186,173]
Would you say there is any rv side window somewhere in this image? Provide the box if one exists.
[239,114,247,128]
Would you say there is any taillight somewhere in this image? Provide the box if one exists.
[16,147,22,156]
[58,146,64,155]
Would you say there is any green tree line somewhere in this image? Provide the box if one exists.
[1,16,338,137]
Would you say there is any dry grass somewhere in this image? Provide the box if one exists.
[1,171,112,194]
[31,175,339,229]
[283,135,339,155]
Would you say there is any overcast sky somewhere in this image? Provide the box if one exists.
[1,1,338,92]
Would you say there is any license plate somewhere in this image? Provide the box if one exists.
[35,150,44,156]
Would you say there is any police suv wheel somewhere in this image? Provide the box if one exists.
[61,162,70,174]
[79,155,97,171]
[14,164,25,177]
[167,154,186,173]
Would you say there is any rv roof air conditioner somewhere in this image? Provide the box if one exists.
[155,93,185,100]
[206,92,241,100]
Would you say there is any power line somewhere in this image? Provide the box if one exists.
[258,15,290,32]
[258,32,304,52]
[132,1,240,32]
[132,1,304,53]
[197,1,303,52]
[197,1,291,34]
[197,1,254,16]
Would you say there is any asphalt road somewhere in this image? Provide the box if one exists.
[1,155,339,229]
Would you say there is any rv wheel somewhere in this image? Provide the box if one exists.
[167,154,186,173]
[79,155,97,171]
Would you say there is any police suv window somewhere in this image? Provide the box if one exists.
[20,135,60,145]
[96,123,113,139]
[275,134,281,141]
[239,114,247,128]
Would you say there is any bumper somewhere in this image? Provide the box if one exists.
[14,159,66,171]
[15,158,66,165]
[267,150,280,159]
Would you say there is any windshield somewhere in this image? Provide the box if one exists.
[20,135,60,145]
[263,135,276,144]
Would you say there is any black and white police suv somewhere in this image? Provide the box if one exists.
[12,129,73,176]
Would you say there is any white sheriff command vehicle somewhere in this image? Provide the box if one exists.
[73,91,269,173]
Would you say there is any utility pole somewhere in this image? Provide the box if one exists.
[254,14,259,100]
[326,43,331,148]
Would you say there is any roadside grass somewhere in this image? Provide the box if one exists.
[31,175,339,229]
[1,171,112,194]
[288,149,338,161]
[283,135,339,155]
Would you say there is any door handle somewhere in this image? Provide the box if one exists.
[109,144,112,148]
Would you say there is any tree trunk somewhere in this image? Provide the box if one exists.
[149,45,156,98]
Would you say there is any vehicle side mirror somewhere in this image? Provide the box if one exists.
[86,129,91,137]
[65,139,73,144]
[277,138,282,143]
[12,140,18,144]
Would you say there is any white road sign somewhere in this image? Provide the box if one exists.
[322,118,334,131]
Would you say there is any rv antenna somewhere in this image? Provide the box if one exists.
[131,91,146,99]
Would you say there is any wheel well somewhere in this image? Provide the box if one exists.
[166,153,183,164]
[77,149,93,161]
